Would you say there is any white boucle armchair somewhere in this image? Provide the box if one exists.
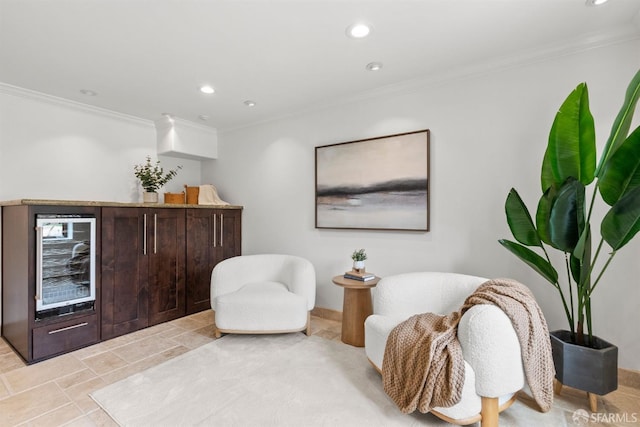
[210,254,316,338]
[364,272,525,427]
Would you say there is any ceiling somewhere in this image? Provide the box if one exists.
[1,0,640,132]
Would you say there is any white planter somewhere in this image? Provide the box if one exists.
[353,260,365,272]
[143,192,159,203]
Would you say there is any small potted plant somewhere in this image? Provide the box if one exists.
[134,156,182,203]
[351,248,367,272]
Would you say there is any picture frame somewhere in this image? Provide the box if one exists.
[315,129,430,231]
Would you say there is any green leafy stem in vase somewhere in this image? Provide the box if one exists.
[134,156,182,193]
[351,249,367,262]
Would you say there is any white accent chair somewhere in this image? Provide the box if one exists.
[364,272,525,427]
[210,254,316,338]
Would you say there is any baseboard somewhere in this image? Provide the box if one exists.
[619,368,640,389]
[311,307,342,322]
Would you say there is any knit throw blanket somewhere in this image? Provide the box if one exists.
[382,278,555,415]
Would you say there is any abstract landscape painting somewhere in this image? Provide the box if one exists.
[315,130,429,231]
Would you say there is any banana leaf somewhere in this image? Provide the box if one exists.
[602,185,640,250]
[505,188,542,247]
[598,125,640,206]
[536,186,556,248]
[498,239,558,284]
[542,83,595,191]
[536,178,585,252]
[548,178,585,253]
[596,69,640,175]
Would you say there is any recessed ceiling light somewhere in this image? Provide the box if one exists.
[366,62,383,71]
[199,85,215,94]
[80,89,97,96]
[346,23,371,39]
[244,100,256,107]
[585,0,609,5]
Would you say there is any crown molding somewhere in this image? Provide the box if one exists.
[222,25,640,134]
[325,25,640,113]
[0,82,153,128]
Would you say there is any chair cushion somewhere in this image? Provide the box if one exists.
[213,282,308,331]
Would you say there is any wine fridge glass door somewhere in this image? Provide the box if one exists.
[35,216,96,313]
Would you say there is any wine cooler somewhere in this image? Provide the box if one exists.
[35,214,96,319]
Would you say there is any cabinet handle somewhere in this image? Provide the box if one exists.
[154,213,157,254]
[143,214,148,255]
[48,322,88,334]
[220,214,224,247]
[213,213,217,248]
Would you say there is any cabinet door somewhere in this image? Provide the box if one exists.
[219,209,242,262]
[101,207,149,340]
[148,209,186,325]
[185,209,241,314]
[185,209,213,314]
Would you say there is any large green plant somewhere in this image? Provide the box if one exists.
[499,69,640,347]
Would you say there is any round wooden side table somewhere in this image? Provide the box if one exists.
[332,275,380,347]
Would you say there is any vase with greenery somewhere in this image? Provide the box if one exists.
[351,248,367,271]
[499,69,640,352]
[134,156,182,202]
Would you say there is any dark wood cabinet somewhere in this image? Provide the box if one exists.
[101,207,186,340]
[147,209,186,325]
[186,208,241,314]
[2,201,242,362]
[101,205,241,339]
[1,204,101,363]
[101,207,148,339]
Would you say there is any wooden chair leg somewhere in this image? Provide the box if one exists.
[588,392,598,412]
[481,397,499,427]
[305,311,312,336]
[554,379,563,395]
[212,310,221,338]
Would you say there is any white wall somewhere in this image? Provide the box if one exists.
[203,40,640,370]
[0,87,200,202]
[0,86,202,334]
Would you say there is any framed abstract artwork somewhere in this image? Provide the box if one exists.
[315,129,430,231]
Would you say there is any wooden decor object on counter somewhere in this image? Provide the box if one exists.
[185,185,199,204]
[164,192,185,204]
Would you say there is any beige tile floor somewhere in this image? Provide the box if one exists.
[0,312,638,426]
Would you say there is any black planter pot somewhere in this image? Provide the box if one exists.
[550,330,618,395]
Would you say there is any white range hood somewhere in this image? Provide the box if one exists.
[154,115,218,160]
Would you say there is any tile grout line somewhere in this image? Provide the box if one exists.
[17,385,77,426]
[0,372,14,398]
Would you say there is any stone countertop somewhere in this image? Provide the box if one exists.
[0,199,243,209]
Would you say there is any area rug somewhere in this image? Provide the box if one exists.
[91,334,448,426]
